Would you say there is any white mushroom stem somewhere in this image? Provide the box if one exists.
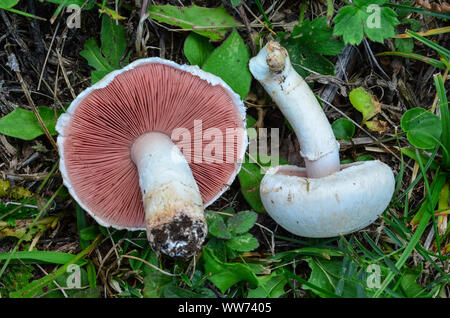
[249,41,340,178]
[249,41,395,238]
[131,132,206,258]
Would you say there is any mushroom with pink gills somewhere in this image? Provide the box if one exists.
[248,41,395,238]
[56,58,247,258]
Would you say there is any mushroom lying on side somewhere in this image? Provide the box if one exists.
[249,41,395,238]
[57,58,247,257]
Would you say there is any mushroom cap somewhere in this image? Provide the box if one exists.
[57,58,247,230]
[260,160,395,237]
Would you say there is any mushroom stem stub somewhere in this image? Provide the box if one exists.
[249,41,340,178]
[131,132,207,258]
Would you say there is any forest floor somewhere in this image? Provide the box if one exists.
[0,0,449,299]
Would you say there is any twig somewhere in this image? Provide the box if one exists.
[121,254,178,277]
[363,38,390,80]
[321,44,356,110]
[5,45,59,152]
[237,4,256,55]
[55,47,76,99]
[37,20,60,91]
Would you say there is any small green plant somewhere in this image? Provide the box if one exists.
[279,17,344,77]
[401,108,442,150]
[0,265,34,297]
[80,14,130,84]
[205,209,259,260]
[348,87,388,133]
[0,106,63,141]
[183,29,251,99]
[332,118,355,141]
[149,4,240,41]
[333,0,400,45]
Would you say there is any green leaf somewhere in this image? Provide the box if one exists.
[143,272,173,298]
[0,265,34,294]
[80,38,114,74]
[398,267,429,297]
[291,17,344,56]
[333,6,364,45]
[205,237,228,261]
[161,284,215,298]
[238,154,288,213]
[394,38,414,53]
[79,226,100,241]
[0,106,63,140]
[80,15,128,84]
[202,247,259,293]
[226,233,259,252]
[91,70,111,83]
[333,0,399,45]
[272,247,344,262]
[349,87,381,123]
[148,4,240,41]
[202,29,251,99]
[71,287,100,298]
[247,270,288,298]
[401,18,422,32]
[364,3,399,43]
[356,154,374,161]
[332,118,355,141]
[0,0,19,9]
[304,257,387,298]
[205,210,232,239]
[100,14,128,67]
[230,0,242,8]
[246,114,257,128]
[401,108,442,149]
[183,32,214,67]
[400,148,439,171]
[279,17,344,77]
[226,210,258,235]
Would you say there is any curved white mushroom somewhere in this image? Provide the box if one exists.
[249,41,395,238]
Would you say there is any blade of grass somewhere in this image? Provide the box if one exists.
[0,184,63,280]
[386,3,450,20]
[395,26,450,39]
[4,7,46,20]
[9,234,102,298]
[400,148,440,171]
[393,146,439,206]
[407,30,450,61]
[254,0,271,28]
[373,171,446,297]
[76,204,98,288]
[0,251,87,266]
[434,74,449,168]
[76,204,90,249]
[282,267,342,298]
[375,51,446,70]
